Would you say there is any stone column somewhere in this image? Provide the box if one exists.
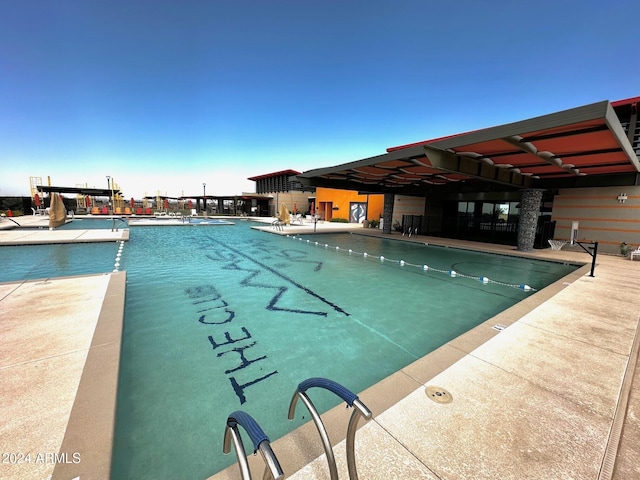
[517,189,543,251]
[382,193,394,234]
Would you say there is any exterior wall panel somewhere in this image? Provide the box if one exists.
[392,195,426,230]
[551,186,640,254]
[315,187,384,222]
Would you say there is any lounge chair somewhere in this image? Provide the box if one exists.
[630,246,640,260]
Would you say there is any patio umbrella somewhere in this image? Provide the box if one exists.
[48,193,67,229]
[188,199,193,209]
[130,197,135,208]
[278,203,290,225]
[293,202,297,214]
[310,202,315,216]
[85,196,91,208]
[34,193,41,207]
[164,198,169,210]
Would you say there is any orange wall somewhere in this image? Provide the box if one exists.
[315,187,384,221]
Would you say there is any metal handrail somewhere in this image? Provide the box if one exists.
[111,217,128,232]
[288,377,372,480]
[1,216,21,227]
[223,411,284,480]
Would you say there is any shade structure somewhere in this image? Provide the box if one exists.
[34,193,41,207]
[293,99,640,193]
[130,197,135,208]
[48,193,67,228]
[293,202,297,214]
[85,196,91,208]
[310,202,315,215]
[164,198,169,210]
[188,199,193,209]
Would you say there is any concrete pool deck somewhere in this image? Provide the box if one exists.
[0,215,129,244]
[1,218,639,479]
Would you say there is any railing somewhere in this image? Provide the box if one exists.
[288,377,372,480]
[111,217,128,232]
[223,411,284,480]
[222,377,372,479]
[1,216,21,227]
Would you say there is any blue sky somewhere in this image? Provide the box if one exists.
[1,0,638,199]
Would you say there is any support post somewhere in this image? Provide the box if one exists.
[517,189,543,252]
[382,193,394,234]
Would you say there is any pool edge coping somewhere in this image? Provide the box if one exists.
[51,271,126,480]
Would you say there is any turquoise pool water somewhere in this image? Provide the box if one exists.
[109,222,578,479]
[0,242,118,282]
[58,218,130,230]
[0,221,579,477]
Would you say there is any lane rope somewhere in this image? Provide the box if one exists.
[286,235,536,292]
[113,240,125,272]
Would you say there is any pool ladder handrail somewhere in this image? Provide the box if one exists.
[288,377,372,480]
[223,410,284,480]
[111,217,128,232]
[2,216,21,227]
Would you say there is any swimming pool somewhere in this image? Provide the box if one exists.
[58,217,130,230]
[110,221,579,479]
[0,242,119,282]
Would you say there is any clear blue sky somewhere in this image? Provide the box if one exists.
[1,0,638,199]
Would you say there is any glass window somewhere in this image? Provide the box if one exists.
[496,203,509,223]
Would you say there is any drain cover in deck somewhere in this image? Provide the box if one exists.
[425,386,453,404]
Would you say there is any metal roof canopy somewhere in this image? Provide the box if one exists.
[294,100,639,194]
[247,169,301,181]
[36,185,122,196]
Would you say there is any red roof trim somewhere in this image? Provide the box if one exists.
[610,95,640,107]
[247,169,301,181]
[387,96,639,153]
[386,129,486,153]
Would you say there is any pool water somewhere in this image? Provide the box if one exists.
[0,242,118,282]
[59,218,130,230]
[110,222,578,479]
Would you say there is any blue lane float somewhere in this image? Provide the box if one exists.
[285,234,537,293]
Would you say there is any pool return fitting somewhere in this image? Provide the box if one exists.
[223,377,372,480]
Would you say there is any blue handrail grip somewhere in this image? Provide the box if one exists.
[297,377,358,406]
[226,411,270,453]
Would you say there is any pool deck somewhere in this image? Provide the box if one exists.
[1,217,639,479]
[0,215,129,244]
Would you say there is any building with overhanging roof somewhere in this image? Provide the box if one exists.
[247,169,315,217]
[293,96,640,254]
[247,170,387,222]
